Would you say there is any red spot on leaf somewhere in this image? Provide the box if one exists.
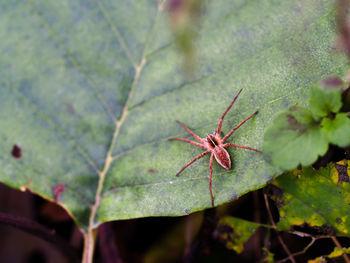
[322,77,343,87]
[11,144,22,159]
[53,183,66,202]
[168,0,183,12]
[148,169,156,173]
[66,103,75,114]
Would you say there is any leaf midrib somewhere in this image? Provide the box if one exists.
[87,0,167,230]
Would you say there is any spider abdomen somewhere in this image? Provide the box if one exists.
[213,146,231,169]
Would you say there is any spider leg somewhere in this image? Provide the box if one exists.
[209,153,214,207]
[217,88,243,134]
[222,111,258,142]
[175,150,211,177]
[169,138,207,149]
[223,143,262,153]
[176,120,203,143]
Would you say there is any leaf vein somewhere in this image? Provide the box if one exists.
[96,0,137,68]
[26,0,118,123]
[5,81,101,176]
[102,160,267,197]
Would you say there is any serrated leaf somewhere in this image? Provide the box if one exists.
[217,216,260,254]
[309,85,343,119]
[272,160,350,235]
[0,0,348,229]
[263,106,328,170]
[321,113,350,147]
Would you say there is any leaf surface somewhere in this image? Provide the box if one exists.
[263,85,350,170]
[273,160,350,235]
[321,113,350,147]
[263,106,329,170]
[0,0,348,228]
[309,85,343,119]
[216,216,260,253]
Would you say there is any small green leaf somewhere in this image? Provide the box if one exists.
[321,113,350,147]
[309,247,350,262]
[262,248,275,263]
[216,216,260,254]
[309,85,342,119]
[327,247,350,258]
[272,160,350,235]
[263,106,328,170]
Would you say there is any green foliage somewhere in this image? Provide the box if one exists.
[216,216,260,253]
[327,247,350,258]
[321,113,350,147]
[263,106,328,170]
[272,160,350,235]
[262,248,275,263]
[263,85,350,170]
[308,247,350,262]
[309,85,343,120]
[0,0,348,228]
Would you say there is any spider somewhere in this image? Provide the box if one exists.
[170,89,262,207]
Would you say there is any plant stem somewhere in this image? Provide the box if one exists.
[331,236,350,263]
[264,194,296,263]
[81,2,165,261]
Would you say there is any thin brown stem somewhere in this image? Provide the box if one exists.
[331,236,350,263]
[276,237,316,263]
[278,234,350,263]
[98,223,123,263]
[252,191,262,260]
[264,194,296,263]
[83,15,149,263]
[184,213,196,257]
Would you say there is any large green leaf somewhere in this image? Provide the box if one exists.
[0,0,347,229]
[273,160,350,235]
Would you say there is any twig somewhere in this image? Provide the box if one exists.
[184,213,196,257]
[0,212,80,262]
[253,191,262,259]
[276,237,316,263]
[264,194,296,263]
[331,236,350,263]
[278,232,350,263]
[98,223,123,263]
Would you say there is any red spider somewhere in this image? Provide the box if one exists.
[170,89,262,207]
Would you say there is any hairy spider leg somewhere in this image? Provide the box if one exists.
[223,143,262,153]
[175,150,211,177]
[217,88,243,134]
[209,153,214,207]
[222,111,258,142]
[169,138,206,149]
[176,120,203,142]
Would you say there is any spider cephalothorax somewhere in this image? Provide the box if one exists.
[170,89,261,206]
